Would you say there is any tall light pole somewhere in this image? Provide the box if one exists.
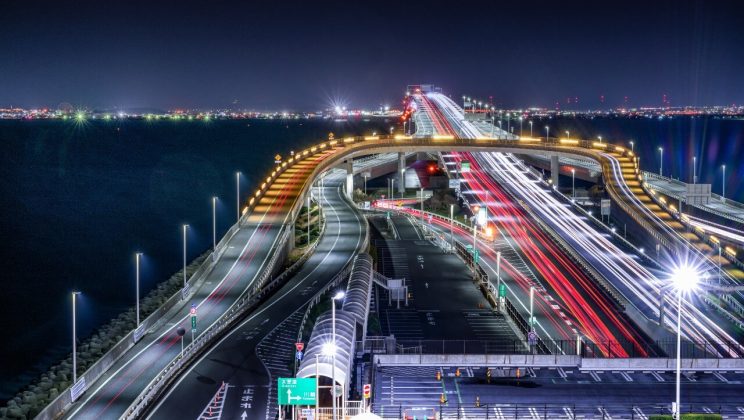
[529,120,533,137]
[135,253,142,326]
[598,135,603,144]
[363,174,368,195]
[658,147,664,177]
[529,286,535,332]
[331,291,345,420]
[420,187,424,226]
[571,168,576,199]
[449,204,454,251]
[72,291,81,384]
[235,171,241,223]
[545,126,550,142]
[692,156,697,184]
[721,164,726,201]
[212,196,217,251]
[565,130,570,140]
[182,224,189,288]
[630,140,634,152]
[519,117,523,136]
[391,179,396,200]
[671,267,699,420]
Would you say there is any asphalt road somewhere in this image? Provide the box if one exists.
[146,173,366,420]
[373,215,520,345]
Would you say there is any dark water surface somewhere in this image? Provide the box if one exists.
[0,115,742,399]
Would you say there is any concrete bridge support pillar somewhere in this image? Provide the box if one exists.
[345,159,354,199]
[550,155,560,187]
[398,152,406,193]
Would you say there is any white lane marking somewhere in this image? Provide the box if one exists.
[589,372,601,382]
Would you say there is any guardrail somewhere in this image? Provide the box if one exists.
[373,402,737,419]
[369,337,742,359]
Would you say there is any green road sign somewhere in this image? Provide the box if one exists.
[277,378,317,406]
[191,316,196,330]
[461,161,471,172]
[498,283,507,298]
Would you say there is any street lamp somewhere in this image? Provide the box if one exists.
[598,135,603,144]
[135,252,143,326]
[519,116,523,136]
[629,140,634,152]
[545,126,550,142]
[692,156,697,184]
[236,171,241,223]
[658,147,664,177]
[565,130,570,140]
[330,291,345,420]
[449,204,454,252]
[528,120,533,137]
[182,224,189,289]
[71,291,81,384]
[212,196,218,251]
[721,164,726,201]
[571,168,576,199]
[670,266,699,420]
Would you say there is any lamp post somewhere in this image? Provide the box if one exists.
[331,291,345,420]
[571,168,576,199]
[363,174,368,195]
[598,135,603,144]
[529,286,535,332]
[420,187,424,227]
[658,147,664,177]
[519,117,523,136]
[72,291,81,384]
[182,224,189,288]
[670,266,699,419]
[565,130,570,140]
[391,179,395,200]
[692,156,697,184]
[236,171,241,223]
[449,204,454,252]
[135,252,142,326]
[212,196,217,251]
[545,126,550,142]
[529,120,533,137]
[630,140,634,152]
[722,164,726,201]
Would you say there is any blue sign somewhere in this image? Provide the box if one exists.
[296,350,304,361]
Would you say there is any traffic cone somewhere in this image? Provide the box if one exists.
[436,370,441,381]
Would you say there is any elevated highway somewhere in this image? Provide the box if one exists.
[46,90,743,419]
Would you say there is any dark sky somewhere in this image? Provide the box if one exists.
[2,0,743,110]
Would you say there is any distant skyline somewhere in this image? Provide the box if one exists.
[2,0,743,110]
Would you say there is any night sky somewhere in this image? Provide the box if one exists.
[2,0,743,110]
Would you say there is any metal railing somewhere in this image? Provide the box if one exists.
[373,402,737,419]
[366,338,742,359]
